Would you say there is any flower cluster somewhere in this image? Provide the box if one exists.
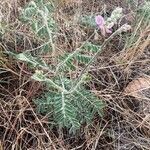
[95,7,131,36]
[95,15,112,36]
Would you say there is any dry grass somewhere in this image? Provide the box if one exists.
[0,0,150,150]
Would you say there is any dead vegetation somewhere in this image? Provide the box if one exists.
[0,0,150,150]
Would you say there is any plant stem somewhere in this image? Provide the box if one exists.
[69,28,123,93]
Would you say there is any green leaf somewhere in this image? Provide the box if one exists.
[80,15,96,27]
[54,92,80,130]
[82,42,101,53]
[31,70,46,82]
[20,0,56,40]
[15,53,48,68]
[34,78,104,133]
[76,54,92,64]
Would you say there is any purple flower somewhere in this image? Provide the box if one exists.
[95,15,112,36]
[95,15,105,28]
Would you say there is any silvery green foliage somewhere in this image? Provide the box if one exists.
[16,52,50,69]
[20,0,56,40]
[20,0,57,56]
[80,15,96,27]
[34,76,104,133]
[14,40,104,133]
[106,7,123,28]
[57,42,101,71]
[138,1,150,19]
[14,0,105,133]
